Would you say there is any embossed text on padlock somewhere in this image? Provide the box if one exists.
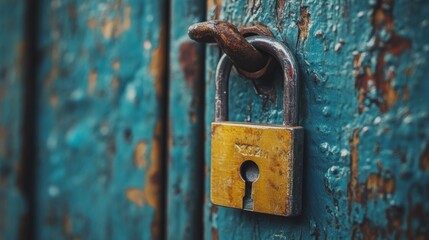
[210,35,303,216]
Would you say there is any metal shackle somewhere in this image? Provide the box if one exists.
[215,35,299,126]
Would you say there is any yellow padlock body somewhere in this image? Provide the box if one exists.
[211,121,303,216]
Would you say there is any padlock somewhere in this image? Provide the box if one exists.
[210,35,303,216]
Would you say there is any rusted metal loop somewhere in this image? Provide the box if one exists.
[188,21,270,76]
[215,36,299,126]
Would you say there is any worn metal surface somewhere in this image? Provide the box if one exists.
[214,36,299,125]
[167,0,205,239]
[211,122,303,216]
[205,0,429,239]
[189,21,269,78]
[35,0,166,239]
[0,1,26,239]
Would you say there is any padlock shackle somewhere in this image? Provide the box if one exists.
[215,36,299,126]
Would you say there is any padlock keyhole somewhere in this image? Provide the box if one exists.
[240,160,260,211]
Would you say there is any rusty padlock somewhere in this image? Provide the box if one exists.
[210,35,303,216]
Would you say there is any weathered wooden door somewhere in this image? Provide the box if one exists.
[1,0,205,239]
[202,0,429,239]
[1,0,429,239]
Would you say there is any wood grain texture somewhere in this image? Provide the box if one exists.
[205,0,429,239]
[0,1,26,239]
[35,0,166,239]
[166,0,205,239]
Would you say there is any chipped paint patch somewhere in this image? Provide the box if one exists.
[149,26,166,99]
[134,141,147,168]
[126,123,162,237]
[420,144,429,171]
[297,6,310,42]
[102,6,132,39]
[49,94,58,107]
[87,70,97,95]
[126,188,145,206]
[348,129,361,211]
[178,42,200,89]
[63,211,72,235]
[44,67,59,87]
[146,121,162,239]
[87,18,96,28]
[112,61,120,72]
[365,174,395,199]
[354,0,411,113]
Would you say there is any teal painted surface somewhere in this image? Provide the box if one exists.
[167,0,205,239]
[35,0,166,239]
[0,1,26,239]
[204,0,429,239]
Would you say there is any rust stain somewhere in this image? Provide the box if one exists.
[402,85,409,101]
[275,0,286,32]
[87,70,97,95]
[102,6,132,39]
[348,129,361,213]
[122,6,131,30]
[102,20,115,38]
[134,141,147,168]
[126,123,161,204]
[365,174,395,199]
[178,42,200,89]
[406,203,428,239]
[420,144,429,171]
[354,218,379,240]
[44,67,59,87]
[404,67,414,76]
[50,94,58,107]
[147,121,162,239]
[348,128,397,212]
[355,61,398,113]
[125,122,162,238]
[149,26,166,99]
[189,112,197,123]
[297,6,310,42]
[385,205,404,238]
[87,18,96,28]
[44,45,60,86]
[112,61,120,72]
[209,204,219,239]
[212,227,219,240]
[111,77,119,90]
[126,188,145,206]
[355,0,411,113]
[63,212,72,235]
[210,205,218,214]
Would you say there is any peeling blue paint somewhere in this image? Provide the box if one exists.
[0,1,26,239]
[167,0,205,238]
[35,0,166,239]
[205,0,429,239]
